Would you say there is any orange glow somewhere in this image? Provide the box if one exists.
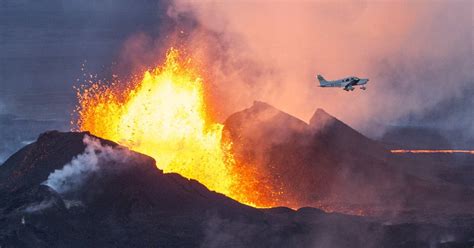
[73,48,285,208]
[391,149,474,154]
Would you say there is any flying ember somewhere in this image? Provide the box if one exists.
[74,48,277,208]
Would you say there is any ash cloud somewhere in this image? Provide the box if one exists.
[169,0,473,140]
[43,135,132,194]
[2,0,472,155]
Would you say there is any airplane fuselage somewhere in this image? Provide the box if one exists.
[317,75,369,91]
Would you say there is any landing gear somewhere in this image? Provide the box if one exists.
[361,86,366,90]
[344,86,355,91]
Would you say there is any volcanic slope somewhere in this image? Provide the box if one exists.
[224,101,474,216]
[0,131,473,247]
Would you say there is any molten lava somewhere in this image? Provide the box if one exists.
[74,48,277,208]
[391,149,474,154]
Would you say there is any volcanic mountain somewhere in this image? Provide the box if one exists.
[0,105,473,247]
[224,101,474,215]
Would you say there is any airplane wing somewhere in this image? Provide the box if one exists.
[343,79,358,90]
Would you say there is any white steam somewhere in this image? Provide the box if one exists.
[24,199,56,213]
[43,135,131,194]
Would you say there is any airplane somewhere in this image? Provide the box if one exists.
[317,74,369,91]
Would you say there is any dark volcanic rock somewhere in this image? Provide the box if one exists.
[0,114,67,165]
[0,131,261,247]
[309,108,387,158]
[223,101,474,216]
[0,129,472,247]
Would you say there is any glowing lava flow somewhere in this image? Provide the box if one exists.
[391,149,474,154]
[74,48,267,207]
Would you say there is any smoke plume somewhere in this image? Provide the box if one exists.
[43,135,132,194]
[24,200,56,213]
[168,0,473,138]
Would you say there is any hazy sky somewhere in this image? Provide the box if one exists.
[171,0,473,136]
[0,0,170,120]
[0,0,472,145]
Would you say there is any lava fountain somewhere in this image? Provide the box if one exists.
[74,48,277,207]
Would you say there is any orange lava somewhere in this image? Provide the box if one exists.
[73,48,284,208]
[391,149,474,154]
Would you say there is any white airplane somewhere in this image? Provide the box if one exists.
[317,74,369,91]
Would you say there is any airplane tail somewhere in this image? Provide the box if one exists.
[317,74,327,86]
